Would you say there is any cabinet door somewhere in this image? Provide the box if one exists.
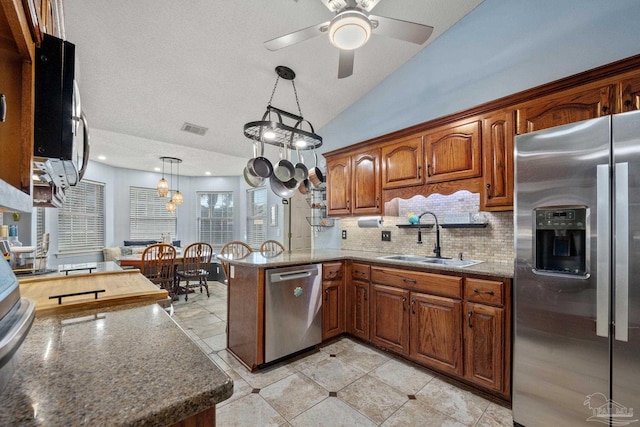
[516,84,615,134]
[381,135,424,189]
[409,292,463,376]
[620,76,640,112]
[326,155,351,216]
[371,284,410,354]
[351,149,381,215]
[322,280,345,341]
[424,120,482,183]
[481,111,514,211]
[347,279,370,340]
[464,302,504,392]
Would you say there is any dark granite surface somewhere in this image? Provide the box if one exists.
[218,249,514,278]
[0,303,232,426]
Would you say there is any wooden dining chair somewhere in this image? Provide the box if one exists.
[260,240,285,256]
[141,243,177,296]
[219,241,252,285]
[176,242,213,301]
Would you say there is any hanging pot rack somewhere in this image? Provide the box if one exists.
[243,66,323,150]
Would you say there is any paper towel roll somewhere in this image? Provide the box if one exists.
[358,216,384,228]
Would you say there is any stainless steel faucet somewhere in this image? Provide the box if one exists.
[417,211,443,258]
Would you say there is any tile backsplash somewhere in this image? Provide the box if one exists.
[339,191,514,263]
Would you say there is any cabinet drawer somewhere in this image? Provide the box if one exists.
[371,267,462,299]
[323,262,344,281]
[351,263,370,281]
[464,278,504,306]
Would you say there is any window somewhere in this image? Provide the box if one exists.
[197,192,233,249]
[35,208,46,257]
[129,186,177,240]
[246,188,267,247]
[58,180,105,253]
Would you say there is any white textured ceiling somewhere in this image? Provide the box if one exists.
[63,0,483,176]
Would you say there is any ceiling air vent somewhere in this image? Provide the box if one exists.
[181,122,208,136]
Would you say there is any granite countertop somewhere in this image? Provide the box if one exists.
[0,303,233,426]
[218,249,514,278]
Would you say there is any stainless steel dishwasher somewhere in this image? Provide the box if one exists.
[264,264,322,363]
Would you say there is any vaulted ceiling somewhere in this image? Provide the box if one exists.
[64,0,483,176]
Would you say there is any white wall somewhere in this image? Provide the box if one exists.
[314,0,640,249]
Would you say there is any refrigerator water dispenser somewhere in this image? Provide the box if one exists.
[534,207,587,276]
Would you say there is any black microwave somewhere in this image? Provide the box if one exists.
[33,34,89,205]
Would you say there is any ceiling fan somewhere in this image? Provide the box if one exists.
[264,0,434,79]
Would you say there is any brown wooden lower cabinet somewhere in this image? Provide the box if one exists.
[370,284,410,355]
[347,279,370,340]
[409,292,463,376]
[322,279,345,340]
[463,301,504,392]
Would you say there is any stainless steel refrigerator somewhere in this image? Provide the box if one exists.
[513,110,640,427]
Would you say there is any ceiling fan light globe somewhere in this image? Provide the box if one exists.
[329,11,372,50]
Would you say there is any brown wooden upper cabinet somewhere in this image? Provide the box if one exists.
[620,76,640,112]
[326,148,381,216]
[516,84,616,134]
[481,110,514,211]
[423,119,482,183]
[381,134,424,189]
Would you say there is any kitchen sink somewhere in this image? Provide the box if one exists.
[421,258,483,267]
[378,255,483,268]
[378,255,433,262]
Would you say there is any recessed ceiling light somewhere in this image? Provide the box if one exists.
[154,167,161,172]
[205,171,211,176]
[263,130,276,140]
[98,155,106,161]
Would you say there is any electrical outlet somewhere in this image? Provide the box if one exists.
[342,230,347,239]
[381,231,391,241]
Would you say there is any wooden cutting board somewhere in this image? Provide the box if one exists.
[19,270,168,315]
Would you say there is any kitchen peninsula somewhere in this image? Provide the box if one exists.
[0,267,233,426]
[222,249,513,400]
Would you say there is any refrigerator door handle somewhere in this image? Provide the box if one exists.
[596,164,610,338]
[615,162,629,342]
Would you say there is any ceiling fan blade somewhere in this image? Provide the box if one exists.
[369,14,434,45]
[356,0,382,12]
[264,21,330,51]
[338,49,354,79]
[318,0,347,12]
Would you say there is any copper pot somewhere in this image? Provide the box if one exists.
[308,151,324,187]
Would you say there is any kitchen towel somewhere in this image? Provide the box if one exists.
[358,216,384,228]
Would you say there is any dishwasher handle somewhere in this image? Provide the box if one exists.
[269,267,319,283]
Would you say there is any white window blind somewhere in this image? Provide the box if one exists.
[197,192,233,250]
[246,188,267,247]
[129,186,177,240]
[35,208,45,257]
[58,180,105,253]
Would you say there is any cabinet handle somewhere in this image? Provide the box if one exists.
[602,105,609,114]
[417,165,421,180]
[467,310,473,328]
[355,270,366,276]
[324,288,329,301]
[346,200,350,209]
[624,99,633,108]
[411,299,416,314]
[473,288,495,296]
[0,94,6,122]
[329,270,339,275]
[486,183,492,199]
[376,196,379,209]
[402,278,417,284]
[426,164,432,177]
[402,296,407,311]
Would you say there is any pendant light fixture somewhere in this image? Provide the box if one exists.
[158,156,182,212]
[157,158,169,197]
[243,66,322,151]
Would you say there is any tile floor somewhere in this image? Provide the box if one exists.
[170,281,513,427]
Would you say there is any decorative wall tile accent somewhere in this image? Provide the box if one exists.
[340,191,514,263]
